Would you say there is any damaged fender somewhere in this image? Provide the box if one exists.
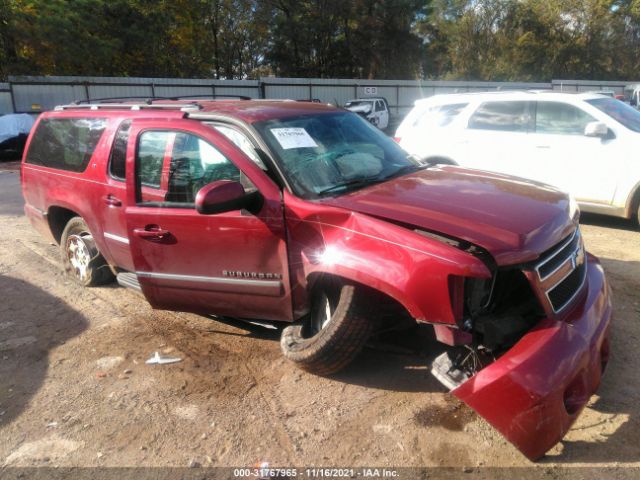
[283,191,490,323]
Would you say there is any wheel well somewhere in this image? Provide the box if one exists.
[630,186,640,219]
[47,207,79,244]
[306,273,416,330]
[424,156,457,166]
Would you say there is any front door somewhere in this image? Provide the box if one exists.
[124,118,292,321]
[523,101,618,204]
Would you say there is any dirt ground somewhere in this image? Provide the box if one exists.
[1,161,639,478]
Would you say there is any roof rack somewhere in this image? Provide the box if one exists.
[54,94,252,112]
[71,94,251,104]
[167,94,251,101]
[54,102,201,112]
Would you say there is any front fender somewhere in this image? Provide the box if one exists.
[284,193,491,322]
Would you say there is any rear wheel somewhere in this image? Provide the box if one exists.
[280,279,373,375]
[61,217,114,287]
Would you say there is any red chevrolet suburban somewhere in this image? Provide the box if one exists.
[21,99,612,460]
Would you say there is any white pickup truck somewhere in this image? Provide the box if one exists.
[344,97,390,130]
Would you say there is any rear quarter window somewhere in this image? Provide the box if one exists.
[25,117,107,172]
[414,103,468,128]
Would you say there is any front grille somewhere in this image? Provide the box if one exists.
[537,232,581,279]
[547,260,587,309]
[531,229,587,314]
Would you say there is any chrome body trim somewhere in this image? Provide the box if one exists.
[104,232,129,244]
[136,271,283,297]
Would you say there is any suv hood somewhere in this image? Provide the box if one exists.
[321,166,577,266]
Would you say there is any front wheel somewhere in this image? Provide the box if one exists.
[280,280,373,375]
[60,217,114,287]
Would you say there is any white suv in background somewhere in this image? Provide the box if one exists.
[396,91,640,223]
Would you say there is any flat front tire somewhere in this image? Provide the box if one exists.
[280,281,372,375]
[61,217,114,287]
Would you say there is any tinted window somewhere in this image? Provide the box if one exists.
[25,117,107,172]
[136,131,242,206]
[108,120,131,180]
[587,97,640,133]
[535,102,595,135]
[375,101,384,112]
[166,132,241,204]
[468,101,529,132]
[137,131,167,188]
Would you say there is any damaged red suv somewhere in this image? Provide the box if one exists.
[21,99,612,460]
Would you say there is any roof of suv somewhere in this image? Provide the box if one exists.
[53,99,338,124]
[415,90,608,106]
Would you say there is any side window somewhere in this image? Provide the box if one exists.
[136,130,243,206]
[108,120,131,180]
[415,103,468,129]
[213,125,266,169]
[25,117,107,172]
[137,131,168,189]
[375,101,384,112]
[535,102,596,135]
[468,101,530,132]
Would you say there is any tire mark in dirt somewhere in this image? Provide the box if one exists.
[12,235,302,464]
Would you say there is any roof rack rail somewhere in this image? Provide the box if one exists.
[167,94,252,101]
[54,94,252,111]
[73,96,167,104]
[70,94,251,105]
[54,102,201,112]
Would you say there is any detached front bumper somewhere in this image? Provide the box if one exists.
[453,253,612,460]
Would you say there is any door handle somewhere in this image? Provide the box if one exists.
[133,225,171,241]
[103,195,122,207]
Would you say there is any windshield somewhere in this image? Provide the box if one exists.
[253,111,421,198]
[586,97,640,133]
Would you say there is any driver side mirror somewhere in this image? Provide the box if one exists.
[584,121,608,138]
[195,180,262,215]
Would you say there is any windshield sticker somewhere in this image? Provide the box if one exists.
[270,128,318,149]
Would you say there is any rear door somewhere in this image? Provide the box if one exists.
[124,118,292,321]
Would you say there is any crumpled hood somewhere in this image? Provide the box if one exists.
[322,166,577,265]
[345,104,372,115]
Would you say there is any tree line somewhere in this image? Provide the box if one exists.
[2,0,640,82]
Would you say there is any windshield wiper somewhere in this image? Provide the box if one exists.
[382,163,431,181]
[317,163,432,197]
[317,176,384,196]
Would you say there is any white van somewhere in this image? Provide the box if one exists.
[396,91,640,224]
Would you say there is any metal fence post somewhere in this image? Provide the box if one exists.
[8,81,17,113]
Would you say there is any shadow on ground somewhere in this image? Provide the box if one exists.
[580,212,637,231]
[547,257,640,463]
[0,274,88,428]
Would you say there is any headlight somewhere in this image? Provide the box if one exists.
[569,195,580,220]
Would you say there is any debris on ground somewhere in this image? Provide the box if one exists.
[145,351,182,365]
